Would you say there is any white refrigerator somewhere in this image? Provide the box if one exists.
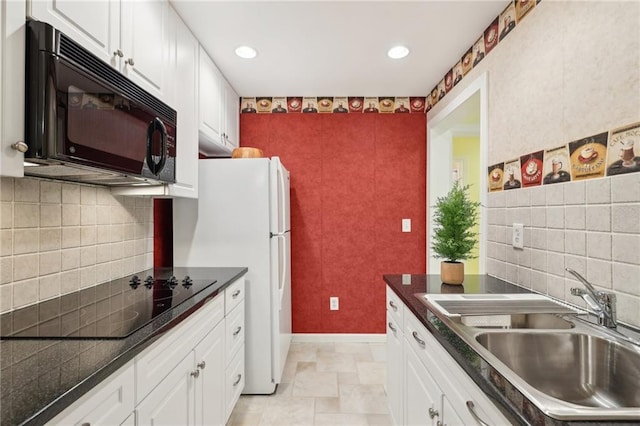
[173,157,292,394]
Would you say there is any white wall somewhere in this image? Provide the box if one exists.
[0,177,154,313]
[428,2,640,327]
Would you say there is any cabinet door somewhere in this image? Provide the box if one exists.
[194,320,225,426]
[1,0,25,177]
[51,361,135,426]
[442,395,465,426]
[224,344,245,421]
[28,0,120,67]
[166,6,198,198]
[120,0,168,100]
[198,46,224,148]
[405,345,442,426]
[386,311,403,426]
[137,353,196,426]
[223,80,239,149]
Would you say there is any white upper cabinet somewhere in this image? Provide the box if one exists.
[1,0,26,177]
[28,0,169,102]
[198,46,239,157]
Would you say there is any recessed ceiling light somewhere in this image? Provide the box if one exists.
[387,45,409,59]
[235,46,257,59]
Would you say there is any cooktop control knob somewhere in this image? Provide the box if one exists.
[144,275,154,289]
[166,276,179,290]
[182,276,193,289]
[129,275,141,289]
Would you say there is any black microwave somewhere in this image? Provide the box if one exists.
[24,20,176,186]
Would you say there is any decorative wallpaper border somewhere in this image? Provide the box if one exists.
[488,121,640,192]
[240,0,541,115]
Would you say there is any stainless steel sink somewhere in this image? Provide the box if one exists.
[464,313,574,329]
[476,332,640,408]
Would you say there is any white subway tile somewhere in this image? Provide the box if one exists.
[96,244,111,264]
[493,208,506,226]
[80,205,96,226]
[586,205,611,232]
[1,230,13,256]
[39,274,61,300]
[96,205,111,225]
[613,262,640,296]
[531,228,547,250]
[531,249,547,272]
[0,177,14,201]
[95,263,111,284]
[14,178,40,202]
[517,248,531,268]
[123,224,135,241]
[517,266,532,288]
[530,207,547,227]
[62,205,80,226]
[547,252,565,276]
[0,283,12,313]
[505,190,518,208]
[587,232,612,260]
[506,246,517,264]
[80,247,97,267]
[506,263,518,283]
[62,184,80,204]
[611,173,640,203]
[13,279,38,307]
[586,178,611,204]
[40,181,61,204]
[530,270,547,294]
[611,204,640,233]
[96,188,113,206]
[80,266,96,288]
[517,189,531,207]
[529,186,546,206]
[514,207,531,227]
[111,242,124,261]
[110,225,124,243]
[13,229,39,255]
[547,274,564,299]
[40,228,61,252]
[60,270,80,294]
[496,226,507,244]
[1,202,12,229]
[14,204,39,228]
[565,230,586,256]
[546,184,565,206]
[80,186,97,205]
[39,251,61,275]
[1,257,13,284]
[612,234,640,264]
[61,227,81,249]
[14,254,39,281]
[40,204,61,227]
[564,255,586,280]
[110,260,124,280]
[547,229,565,253]
[80,226,97,247]
[97,226,111,244]
[616,292,640,326]
[565,206,586,230]
[546,206,564,229]
[586,258,613,289]
[61,248,80,271]
[564,181,586,205]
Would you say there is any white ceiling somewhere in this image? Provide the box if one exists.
[170,1,508,97]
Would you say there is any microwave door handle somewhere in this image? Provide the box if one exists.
[146,117,168,175]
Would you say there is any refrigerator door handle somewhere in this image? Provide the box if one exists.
[271,233,287,310]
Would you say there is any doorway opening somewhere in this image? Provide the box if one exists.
[427,73,488,275]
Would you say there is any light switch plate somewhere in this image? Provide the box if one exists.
[402,218,411,233]
[512,223,524,249]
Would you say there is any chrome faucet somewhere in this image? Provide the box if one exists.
[566,268,617,328]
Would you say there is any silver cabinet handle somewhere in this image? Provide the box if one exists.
[11,141,28,152]
[232,289,241,298]
[113,49,123,57]
[233,326,242,336]
[466,401,490,426]
[197,361,206,370]
[191,369,200,378]
[233,374,242,386]
[387,322,397,333]
[428,407,439,419]
[436,421,444,426]
[125,58,135,66]
[412,331,426,347]
[388,300,398,311]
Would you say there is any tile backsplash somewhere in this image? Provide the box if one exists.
[0,177,153,313]
[486,172,640,327]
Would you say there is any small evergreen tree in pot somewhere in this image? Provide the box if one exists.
[431,181,480,284]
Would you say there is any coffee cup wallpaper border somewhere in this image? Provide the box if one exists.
[488,121,640,192]
[240,0,541,115]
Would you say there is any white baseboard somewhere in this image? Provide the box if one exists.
[292,333,386,343]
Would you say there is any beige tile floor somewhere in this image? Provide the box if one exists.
[227,342,391,426]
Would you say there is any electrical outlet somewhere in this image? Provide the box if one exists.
[512,223,524,249]
[330,297,339,311]
[402,218,411,233]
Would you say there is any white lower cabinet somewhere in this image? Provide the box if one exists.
[386,285,508,426]
[51,277,245,426]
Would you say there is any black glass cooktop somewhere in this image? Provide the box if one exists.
[0,268,219,339]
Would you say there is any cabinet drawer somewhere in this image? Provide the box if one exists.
[224,344,245,421]
[51,361,135,426]
[225,302,245,366]
[225,277,245,315]
[135,292,224,402]
[386,285,404,328]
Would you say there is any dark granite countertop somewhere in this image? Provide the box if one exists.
[383,274,637,426]
[1,267,247,426]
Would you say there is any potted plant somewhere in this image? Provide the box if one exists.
[431,181,480,285]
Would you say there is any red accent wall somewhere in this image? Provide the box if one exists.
[240,113,427,333]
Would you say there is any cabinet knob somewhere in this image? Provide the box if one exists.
[190,369,200,378]
[232,289,241,298]
[113,49,123,58]
[197,361,206,370]
[233,326,242,336]
[125,58,135,66]
[11,141,28,153]
[389,300,398,311]
[412,331,426,347]
[387,322,397,333]
[428,407,439,419]
[233,374,242,386]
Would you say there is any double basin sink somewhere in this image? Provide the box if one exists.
[419,294,640,421]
